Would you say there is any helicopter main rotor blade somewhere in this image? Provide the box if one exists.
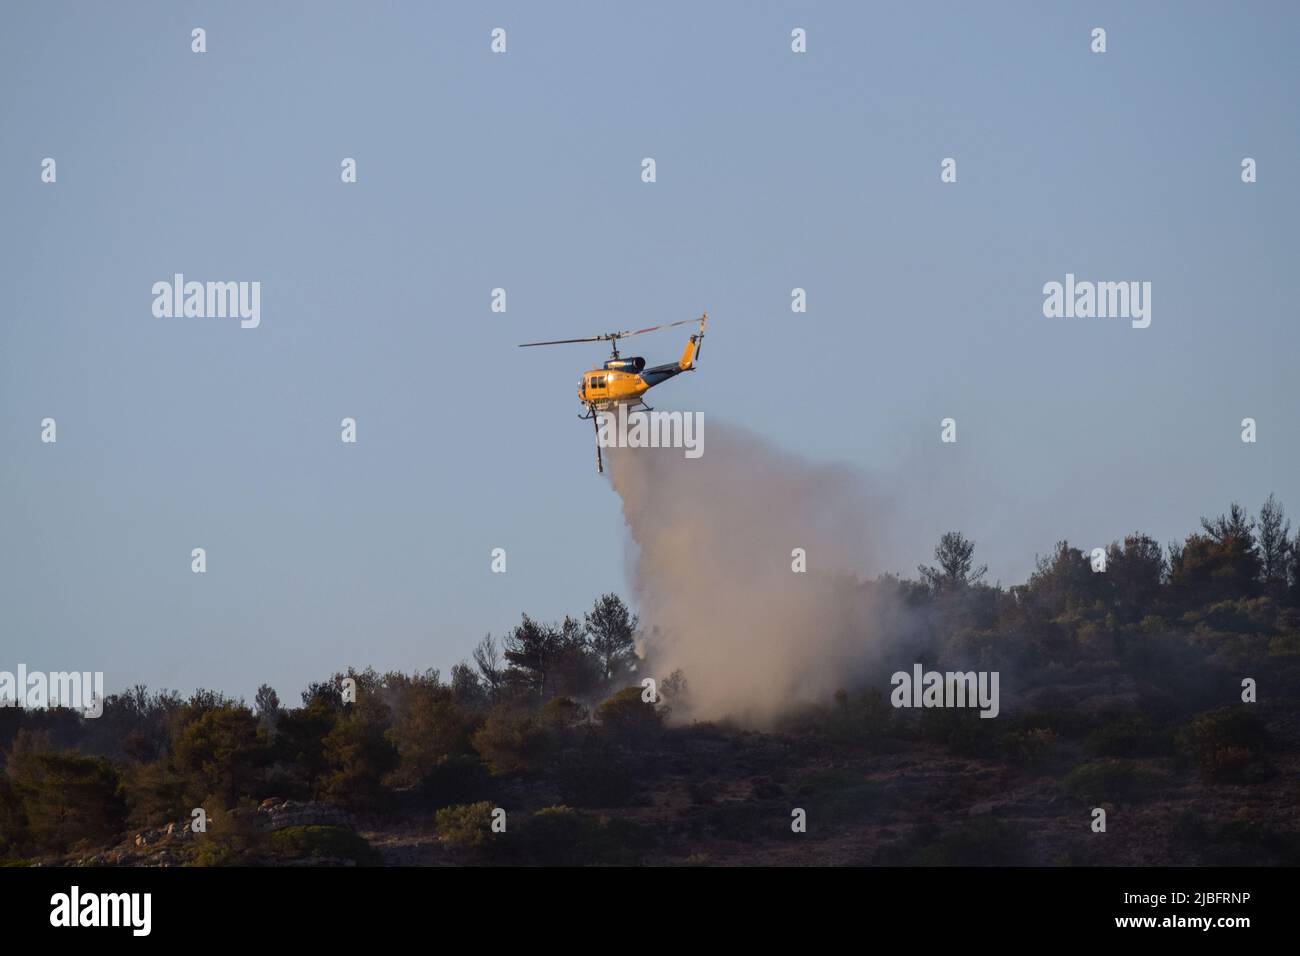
[517,336,607,347]
[518,317,696,348]
[615,318,695,338]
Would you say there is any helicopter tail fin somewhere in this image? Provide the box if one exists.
[678,313,708,370]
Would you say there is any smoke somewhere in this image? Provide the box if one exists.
[606,421,909,726]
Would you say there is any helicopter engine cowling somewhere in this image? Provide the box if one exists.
[603,356,646,371]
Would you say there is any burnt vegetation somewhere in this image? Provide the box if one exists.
[2,498,1300,866]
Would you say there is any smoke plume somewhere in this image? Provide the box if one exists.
[607,421,906,726]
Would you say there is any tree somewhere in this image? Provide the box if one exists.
[585,594,639,683]
[1105,533,1166,619]
[254,684,281,739]
[0,773,27,856]
[1291,525,1300,606]
[472,634,504,698]
[319,697,399,811]
[549,616,602,700]
[301,680,344,710]
[1258,495,1291,594]
[9,749,127,853]
[1009,540,1110,623]
[387,680,475,788]
[1170,502,1261,602]
[503,615,566,698]
[449,662,488,711]
[920,531,987,591]
[170,703,266,806]
[272,697,338,797]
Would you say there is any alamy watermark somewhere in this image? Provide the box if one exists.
[0,665,104,718]
[152,274,261,329]
[890,664,1000,718]
[1042,273,1150,329]
[595,404,704,459]
[50,886,151,936]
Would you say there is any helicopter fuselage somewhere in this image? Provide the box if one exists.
[578,320,704,411]
[579,360,688,409]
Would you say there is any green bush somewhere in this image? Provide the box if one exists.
[1062,759,1167,803]
[556,737,638,808]
[915,706,996,756]
[0,775,28,857]
[318,701,399,811]
[1267,633,1300,657]
[268,825,380,865]
[1002,728,1059,767]
[519,806,648,865]
[386,683,476,789]
[435,801,496,850]
[788,688,893,745]
[8,750,127,854]
[1083,715,1173,758]
[916,819,1029,866]
[419,754,492,808]
[188,800,264,867]
[595,688,663,746]
[472,705,553,775]
[1177,707,1270,782]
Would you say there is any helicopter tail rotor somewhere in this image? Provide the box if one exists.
[677,313,708,370]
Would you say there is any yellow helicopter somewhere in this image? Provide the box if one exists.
[519,313,708,472]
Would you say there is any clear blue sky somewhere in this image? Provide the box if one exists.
[2,1,1296,704]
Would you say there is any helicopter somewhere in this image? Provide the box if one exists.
[519,312,708,472]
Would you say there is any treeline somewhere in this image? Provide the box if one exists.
[897,495,1300,651]
[1,496,1299,864]
[0,593,659,861]
[799,495,1300,807]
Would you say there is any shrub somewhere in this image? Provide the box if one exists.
[121,760,188,829]
[472,705,553,775]
[8,750,127,854]
[541,696,588,728]
[189,799,263,866]
[1002,728,1059,768]
[915,706,996,756]
[809,688,894,745]
[419,754,492,808]
[594,688,663,746]
[1083,715,1173,758]
[1177,707,1270,782]
[1267,633,1300,657]
[435,801,496,850]
[0,775,27,857]
[519,806,648,865]
[916,819,1029,866]
[1062,759,1167,803]
[268,825,380,865]
[556,737,638,808]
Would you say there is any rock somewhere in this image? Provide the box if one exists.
[164,820,194,842]
[968,799,1010,817]
[257,799,356,832]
